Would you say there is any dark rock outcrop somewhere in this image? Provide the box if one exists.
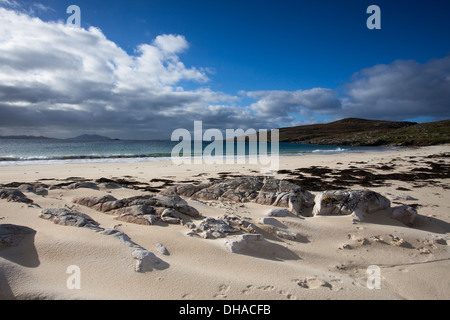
[39,208,100,229]
[164,176,315,216]
[72,193,199,226]
[0,189,33,204]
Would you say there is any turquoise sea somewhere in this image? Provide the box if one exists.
[0,138,391,167]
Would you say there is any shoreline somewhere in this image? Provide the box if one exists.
[0,141,397,168]
[0,144,407,179]
[0,144,449,300]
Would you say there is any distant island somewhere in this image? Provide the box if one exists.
[277,118,450,147]
[0,135,56,140]
[66,134,118,141]
[0,134,118,141]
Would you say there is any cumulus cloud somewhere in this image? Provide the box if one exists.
[0,8,241,138]
[0,6,448,140]
[245,88,341,117]
[153,34,189,54]
[242,56,450,126]
[239,88,342,127]
[339,56,450,120]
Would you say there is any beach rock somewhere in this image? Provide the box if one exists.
[198,217,238,234]
[173,203,200,218]
[35,187,48,196]
[0,224,36,249]
[99,182,122,189]
[17,184,35,193]
[313,190,391,221]
[265,208,291,217]
[116,206,159,225]
[202,230,226,239]
[256,179,315,216]
[17,184,47,196]
[164,176,315,216]
[240,221,257,234]
[39,208,100,228]
[72,193,199,225]
[99,229,141,248]
[170,184,208,198]
[115,205,156,216]
[155,243,169,255]
[161,208,182,224]
[183,221,197,230]
[276,231,300,241]
[218,214,257,234]
[98,228,118,236]
[392,205,418,227]
[151,193,199,217]
[224,234,263,253]
[73,194,117,209]
[95,199,127,213]
[100,228,123,236]
[67,182,99,190]
[0,189,34,204]
[132,249,160,273]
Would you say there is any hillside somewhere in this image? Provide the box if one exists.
[278,118,450,146]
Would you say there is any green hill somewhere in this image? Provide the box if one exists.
[278,118,450,146]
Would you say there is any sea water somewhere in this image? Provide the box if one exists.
[0,138,390,167]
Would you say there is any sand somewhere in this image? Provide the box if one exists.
[0,145,449,300]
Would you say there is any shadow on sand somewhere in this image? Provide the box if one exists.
[0,224,40,300]
[0,224,40,268]
[237,238,301,262]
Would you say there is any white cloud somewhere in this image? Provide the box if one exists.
[340,56,450,120]
[0,7,448,139]
[0,7,238,138]
[244,88,341,123]
[153,34,189,54]
[31,3,53,13]
[243,56,450,125]
[0,8,204,94]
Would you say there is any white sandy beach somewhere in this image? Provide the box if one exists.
[0,145,449,300]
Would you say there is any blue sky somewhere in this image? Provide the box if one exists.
[0,0,449,138]
[35,0,450,91]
